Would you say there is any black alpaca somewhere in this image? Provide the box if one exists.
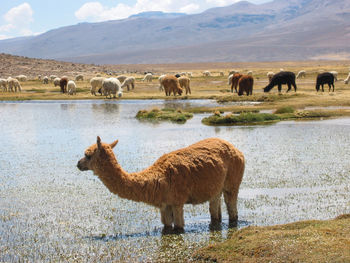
[264,71,297,93]
[316,72,335,92]
[59,77,68,93]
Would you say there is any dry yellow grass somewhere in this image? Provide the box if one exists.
[194,214,350,263]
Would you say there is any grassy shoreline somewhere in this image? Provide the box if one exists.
[193,214,350,263]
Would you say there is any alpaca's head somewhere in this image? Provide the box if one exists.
[77,136,118,172]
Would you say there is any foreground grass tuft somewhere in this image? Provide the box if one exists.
[136,108,193,123]
[193,214,350,263]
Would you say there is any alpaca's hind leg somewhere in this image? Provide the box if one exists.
[160,205,173,229]
[224,190,239,227]
[209,194,222,224]
[172,205,185,230]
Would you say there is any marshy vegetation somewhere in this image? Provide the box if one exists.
[202,105,350,126]
[136,107,193,123]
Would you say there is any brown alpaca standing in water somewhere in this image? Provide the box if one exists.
[77,137,245,232]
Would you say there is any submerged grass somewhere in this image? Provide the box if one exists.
[136,108,193,123]
[193,214,350,263]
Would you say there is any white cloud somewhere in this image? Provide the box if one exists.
[206,0,239,7]
[180,4,200,13]
[4,3,33,26]
[0,2,34,39]
[0,34,9,40]
[75,0,237,22]
[75,2,105,20]
[0,24,15,32]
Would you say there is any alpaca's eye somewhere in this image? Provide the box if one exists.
[85,154,91,160]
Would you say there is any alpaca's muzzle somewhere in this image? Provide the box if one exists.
[77,159,88,171]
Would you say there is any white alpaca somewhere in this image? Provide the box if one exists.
[90,77,105,95]
[67,80,77,95]
[0,78,8,92]
[228,74,234,85]
[158,74,166,91]
[50,75,58,81]
[143,73,153,82]
[16,75,27,82]
[117,75,127,83]
[229,70,239,75]
[267,72,275,82]
[121,77,135,91]
[53,77,61,87]
[187,72,193,77]
[7,77,21,92]
[280,68,284,72]
[296,70,306,79]
[75,75,84,81]
[330,71,338,81]
[203,71,211,77]
[344,73,350,84]
[43,76,49,84]
[102,78,122,98]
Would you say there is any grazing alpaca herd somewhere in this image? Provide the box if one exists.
[0,69,348,96]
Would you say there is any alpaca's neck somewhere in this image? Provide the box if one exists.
[94,153,156,206]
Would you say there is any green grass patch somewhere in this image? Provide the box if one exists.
[202,112,280,126]
[202,109,345,126]
[136,108,193,123]
[274,106,295,114]
[26,88,47,93]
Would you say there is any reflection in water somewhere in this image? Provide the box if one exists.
[0,100,350,262]
[60,103,76,111]
[92,102,120,114]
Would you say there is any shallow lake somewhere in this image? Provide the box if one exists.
[0,100,349,262]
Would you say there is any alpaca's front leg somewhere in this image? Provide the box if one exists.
[172,205,184,230]
[160,205,173,228]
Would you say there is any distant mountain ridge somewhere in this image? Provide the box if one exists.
[129,11,186,19]
[0,0,349,64]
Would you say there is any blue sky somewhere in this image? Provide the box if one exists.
[0,0,271,40]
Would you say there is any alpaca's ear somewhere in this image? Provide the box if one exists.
[97,136,102,149]
[110,140,118,149]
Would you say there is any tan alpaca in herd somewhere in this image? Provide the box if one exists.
[77,137,245,232]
